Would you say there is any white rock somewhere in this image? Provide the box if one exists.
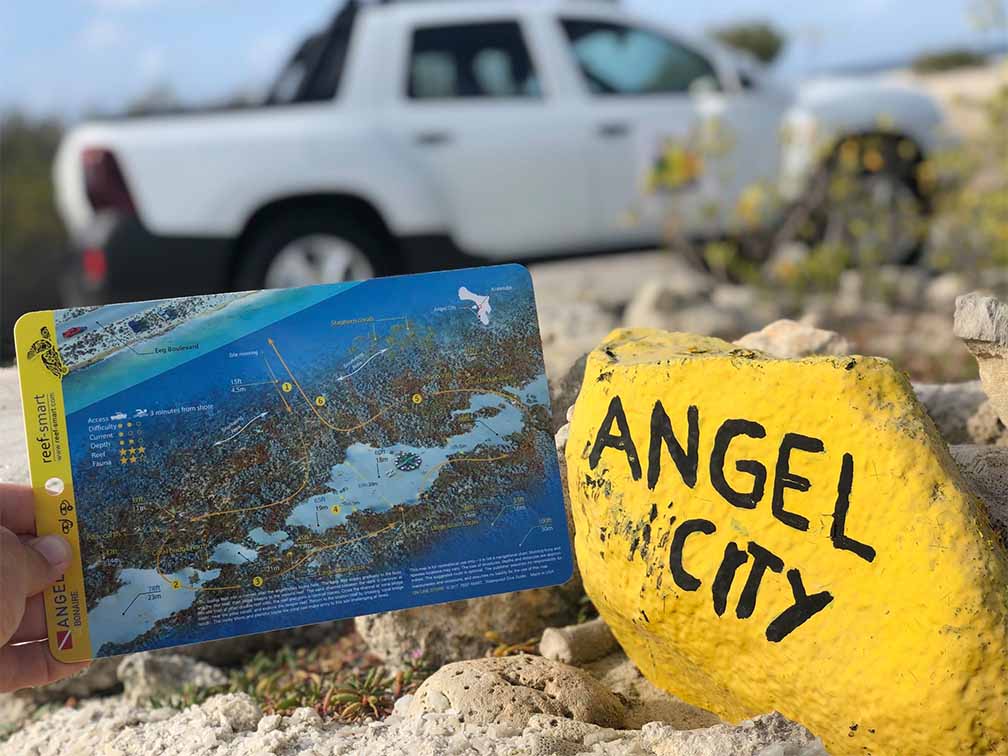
[925,272,967,311]
[256,714,281,733]
[733,319,850,359]
[950,444,1008,544]
[955,292,1008,426]
[0,680,822,756]
[555,423,570,452]
[625,285,749,337]
[641,712,823,756]
[966,399,1008,445]
[524,713,610,741]
[912,381,988,445]
[585,650,721,731]
[116,654,226,705]
[954,291,1008,344]
[876,265,929,308]
[355,576,582,670]
[711,284,757,312]
[539,617,617,665]
[408,654,626,729]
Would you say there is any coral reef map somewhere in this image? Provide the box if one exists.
[15,265,571,661]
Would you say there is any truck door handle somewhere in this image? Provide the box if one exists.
[415,131,454,147]
[597,122,631,138]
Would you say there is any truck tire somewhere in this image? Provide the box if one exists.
[234,211,392,290]
[802,136,929,265]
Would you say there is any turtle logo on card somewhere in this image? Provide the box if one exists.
[26,327,68,379]
[56,630,73,650]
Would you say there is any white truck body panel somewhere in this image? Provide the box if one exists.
[53,0,951,262]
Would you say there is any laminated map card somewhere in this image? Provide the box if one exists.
[14,264,572,662]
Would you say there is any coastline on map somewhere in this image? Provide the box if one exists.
[61,283,358,415]
[57,293,251,372]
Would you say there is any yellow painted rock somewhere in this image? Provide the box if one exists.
[566,329,1008,756]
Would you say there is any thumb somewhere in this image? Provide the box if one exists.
[19,534,73,598]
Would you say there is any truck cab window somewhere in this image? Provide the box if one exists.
[560,19,719,96]
[266,4,355,105]
[408,22,541,99]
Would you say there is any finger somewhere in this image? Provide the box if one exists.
[0,529,72,599]
[10,594,47,644]
[0,483,37,535]
[0,641,89,693]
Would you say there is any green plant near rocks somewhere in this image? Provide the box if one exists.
[148,683,223,711]
[145,637,431,723]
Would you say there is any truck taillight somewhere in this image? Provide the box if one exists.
[82,248,108,287]
[82,147,135,214]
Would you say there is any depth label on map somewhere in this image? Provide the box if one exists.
[16,265,571,662]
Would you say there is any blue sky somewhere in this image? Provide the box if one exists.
[1,0,1000,119]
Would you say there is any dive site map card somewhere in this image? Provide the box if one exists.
[14,264,571,662]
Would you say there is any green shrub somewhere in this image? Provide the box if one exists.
[911,49,988,73]
[709,22,786,64]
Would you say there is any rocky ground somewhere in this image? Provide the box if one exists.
[2,252,1007,755]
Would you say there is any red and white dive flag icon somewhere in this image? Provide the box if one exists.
[56,630,73,650]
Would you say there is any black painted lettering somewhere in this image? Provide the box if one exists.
[588,395,642,481]
[736,541,784,619]
[765,568,834,642]
[669,518,717,592]
[711,542,748,617]
[710,419,767,509]
[830,453,876,563]
[771,433,824,532]
[647,402,699,490]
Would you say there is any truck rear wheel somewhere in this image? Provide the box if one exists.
[235,211,390,290]
[800,136,929,265]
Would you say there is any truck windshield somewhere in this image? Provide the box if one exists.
[265,2,356,105]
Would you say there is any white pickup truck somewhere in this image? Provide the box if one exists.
[54,0,952,303]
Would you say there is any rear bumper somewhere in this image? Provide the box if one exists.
[63,213,234,306]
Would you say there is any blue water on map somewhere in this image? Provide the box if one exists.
[210,542,259,565]
[87,567,221,651]
[62,265,572,658]
[284,391,525,533]
[248,527,288,546]
[62,285,358,414]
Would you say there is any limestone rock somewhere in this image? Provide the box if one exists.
[538,300,619,381]
[625,284,749,338]
[912,381,988,444]
[566,329,1008,756]
[0,692,37,735]
[951,444,1008,545]
[967,399,1008,445]
[555,422,571,453]
[198,692,262,733]
[117,653,226,705]
[1,673,815,756]
[956,292,1008,425]
[539,617,618,665]
[355,577,583,670]
[955,291,1008,344]
[641,712,825,756]
[549,352,589,433]
[16,657,121,702]
[408,654,626,729]
[524,713,616,743]
[585,650,722,731]
[733,320,851,359]
[925,272,967,311]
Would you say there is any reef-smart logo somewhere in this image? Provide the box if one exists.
[26,326,68,378]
